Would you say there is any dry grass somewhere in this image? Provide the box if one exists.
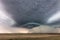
[0,33,60,40]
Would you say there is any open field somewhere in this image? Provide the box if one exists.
[0,33,60,40]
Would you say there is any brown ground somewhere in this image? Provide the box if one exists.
[0,33,60,40]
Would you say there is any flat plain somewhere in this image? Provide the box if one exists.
[0,33,60,40]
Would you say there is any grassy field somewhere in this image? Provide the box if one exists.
[0,33,60,40]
